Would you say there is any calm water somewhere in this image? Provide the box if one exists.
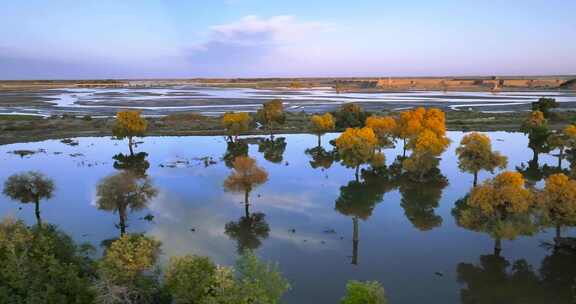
[0,132,574,303]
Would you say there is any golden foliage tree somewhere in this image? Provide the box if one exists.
[113,111,147,155]
[224,156,268,217]
[538,173,576,241]
[310,113,335,146]
[453,172,538,255]
[221,112,251,142]
[365,116,397,149]
[394,107,425,156]
[255,99,285,137]
[456,132,508,186]
[335,127,379,180]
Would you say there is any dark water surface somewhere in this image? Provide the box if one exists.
[0,132,574,303]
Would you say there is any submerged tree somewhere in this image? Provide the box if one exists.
[456,132,508,186]
[225,212,270,253]
[95,172,158,236]
[335,127,379,181]
[113,110,147,155]
[538,173,576,243]
[224,156,268,217]
[255,99,285,138]
[452,172,538,255]
[222,112,252,142]
[3,171,55,227]
[310,113,335,147]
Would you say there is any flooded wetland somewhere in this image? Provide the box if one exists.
[1,131,574,303]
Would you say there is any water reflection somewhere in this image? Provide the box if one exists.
[95,171,157,236]
[113,152,151,177]
[258,137,287,164]
[3,171,54,227]
[305,146,337,170]
[457,245,576,303]
[399,173,447,231]
[225,212,270,253]
[222,140,248,168]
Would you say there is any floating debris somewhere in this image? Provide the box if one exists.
[69,153,84,158]
[60,138,79,146]
[434,272,444,277]
[288,228,296,233]
[323,228,336,234]
[8,149,45,158]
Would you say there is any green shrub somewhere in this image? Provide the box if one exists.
[341,280,387,304]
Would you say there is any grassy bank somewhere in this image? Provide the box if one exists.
[0,110,574,145]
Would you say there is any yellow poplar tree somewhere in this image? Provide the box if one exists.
[310,113,335,146]
[113,111,147,155]
[221,112,251,142]
[335,127,379,180]
[255,99,285,137]
[539,173,576,241]
[456,132,508,186]
[365,116,397,149]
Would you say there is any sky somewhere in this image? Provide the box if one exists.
[0,0,575,79]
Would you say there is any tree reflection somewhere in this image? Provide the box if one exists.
[3,171,55,227]
[398,168,447,231]
[95,172,158,236]
[113,152,150,177]
[257,137,287,164]
[304,146,337,170]
[225,212,270,253]
[335,166,396,265]
[452,195,538,256]
[457,246,576,303]
[457,254,544,303]
[223,140,249,168]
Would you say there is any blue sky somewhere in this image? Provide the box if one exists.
[0,0,575,79]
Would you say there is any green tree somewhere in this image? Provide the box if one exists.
[522,111,550,164]
[335,103,367,128]
[531,97,558,119]
[257,137,287,164]
[234,251,291,304]
[456,132,508,186]
[3,171,55,227]
[95,234,164,304]
[113,152,150,177]
[0,218,95,303]
[341,280,387,304]
[95,172,158,236]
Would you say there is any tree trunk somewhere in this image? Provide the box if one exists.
[555,224,562,246]
[128,136,134,156]
[317,134,321,148]
[119,206,127,236]
[34,199,42,227]
[531,149,539,165]
[473,171,478,187]
[494,238,502,257]
[402,138,407,158]
[558,148,564,169]
[355,165,360,182]
[244,190,250,218]
[352,217,359,265]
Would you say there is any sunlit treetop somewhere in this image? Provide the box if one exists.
[365,116,397,147]
[468,171,534,216]
[224,156,268,193]
[255,99,285,130]
[539,173,576,226]
[113,111,147,139]
[522,110,547,131]
[456,132,508,175]
[310,113,335,135]
[335,127,378,169]
[421,108,447,137]
[221,112,251,137]
[395,107,425,140]
[409,129,450,156]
